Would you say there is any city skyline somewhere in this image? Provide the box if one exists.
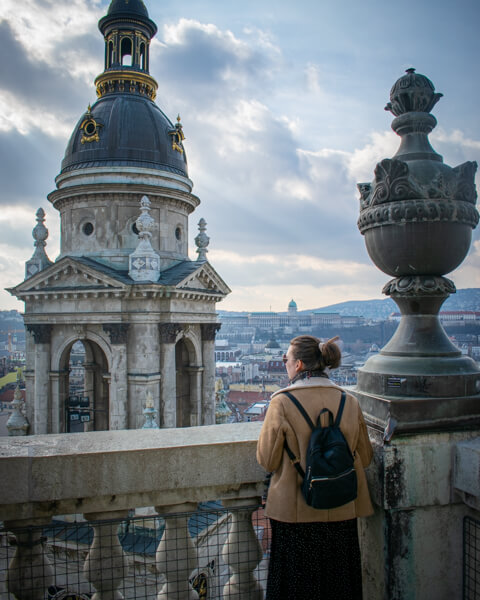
[0,0,479,312]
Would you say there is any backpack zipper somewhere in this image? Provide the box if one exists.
[309,467,356,488]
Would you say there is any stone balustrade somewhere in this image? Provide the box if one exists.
[3,421,480,599]
[0,423,266,599]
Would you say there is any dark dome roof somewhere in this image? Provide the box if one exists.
[265,338,280,349]
[107,0,149,18]
[61,95,188,177]
[99,0,157,37]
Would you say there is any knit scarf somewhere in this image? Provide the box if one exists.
[290,369,328,384]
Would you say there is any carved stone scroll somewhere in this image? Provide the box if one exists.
[201,323,221,341]
[103,323,130,344]
[26,324,52,345]
[158,322,183,343]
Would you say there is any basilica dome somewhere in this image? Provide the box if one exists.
[61,97,188,177]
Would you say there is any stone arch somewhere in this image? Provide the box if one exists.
[53,330,111,433]
[174,329,202,427]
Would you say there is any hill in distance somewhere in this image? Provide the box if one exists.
[218,288,480,322]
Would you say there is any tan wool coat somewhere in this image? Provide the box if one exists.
[257,377,374,523]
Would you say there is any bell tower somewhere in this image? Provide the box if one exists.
[9,0,230,434]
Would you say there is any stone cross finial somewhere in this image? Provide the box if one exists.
[195,218,209,262]
[25,208,53,279]
[128,195,161,282]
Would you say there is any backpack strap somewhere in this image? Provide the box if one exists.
[283,438,305,479]
[282,391,314,480]
[334,391,347,427]
[283,391,315,430]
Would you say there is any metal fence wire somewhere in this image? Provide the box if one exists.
[0,502,271,600]
[464,516,480,600]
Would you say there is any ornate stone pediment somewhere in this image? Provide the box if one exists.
[8,257,126,299]
[176,262,231,296]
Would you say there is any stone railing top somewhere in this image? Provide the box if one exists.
[0,423,265,522]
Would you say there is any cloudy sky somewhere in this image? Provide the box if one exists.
[0,0,479,313]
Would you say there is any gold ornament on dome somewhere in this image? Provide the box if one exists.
[169,115,185,154]
[79,105,103,144]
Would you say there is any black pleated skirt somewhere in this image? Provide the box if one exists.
[266,518,363,600]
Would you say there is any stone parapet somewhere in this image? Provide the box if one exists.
[0,423,265,521]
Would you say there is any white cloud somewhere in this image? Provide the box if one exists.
[0,91,73,138]
[1,0,103,65]
[274,177,312,201]
[452,240,480,289]
[432,128,480,151]
[347,130,399,182]
[305,62,322,94]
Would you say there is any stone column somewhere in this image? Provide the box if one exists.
[48,371,62,433]
[83,510,129,600]
[200,324,221,425]
[187,366,204,427]
[26,324,52,435]
[127,323,162,429]
[5,518,54,600]
[103,324,129,430]
[221,499,263,600]
[155,502,199,600]
[83,362,95,432]
[23,328,35,428]
[159,323,182,428]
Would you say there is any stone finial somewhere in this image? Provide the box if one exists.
[6,370,29,436]
[128,195,161,282]
[25,208,53,279]
[384,68,443,116]
[195,218,209,262]
[215,385,232,424]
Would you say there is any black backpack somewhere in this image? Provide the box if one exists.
[283,390,357,510]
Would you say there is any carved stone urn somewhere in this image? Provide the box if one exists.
[356,69,480,436]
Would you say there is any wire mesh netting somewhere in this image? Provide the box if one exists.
[464,516,480,600]
[0,502,271,600]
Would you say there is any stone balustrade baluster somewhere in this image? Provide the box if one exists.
[155,502,199,600]
[221,499,264,600]
[83,511,129,600]
[5,519,54,600]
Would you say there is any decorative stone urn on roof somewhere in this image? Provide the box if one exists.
[356,68,480,436]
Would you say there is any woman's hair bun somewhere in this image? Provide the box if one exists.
[320,336,341,369]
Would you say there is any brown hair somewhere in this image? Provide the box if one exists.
[289,335,341,371]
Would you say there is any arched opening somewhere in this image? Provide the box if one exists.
[61,339,109,433]
[175,338,192,427]
[139,42,146,70]
[108,40,114,68]
[120,37,133,66]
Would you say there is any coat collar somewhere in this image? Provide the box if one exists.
[271,376,343,399]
